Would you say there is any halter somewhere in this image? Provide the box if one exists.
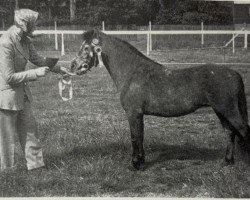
[58,38,105,101]
[90,38,105,68]
[58,75,73,101]
[73,41,93,73]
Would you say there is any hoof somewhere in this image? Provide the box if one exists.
[128,165,138,171]
[139,162,146,171]
[221,158,234,167]
[132,160,141,170]
[131,157,146,171]
[130,162,146,171]
[139,156,145,164]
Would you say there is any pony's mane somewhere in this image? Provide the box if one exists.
[82,30,161,66]
[101,32,160,65]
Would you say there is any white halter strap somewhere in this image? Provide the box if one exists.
[94,46,105,68]
[58,76,73,101]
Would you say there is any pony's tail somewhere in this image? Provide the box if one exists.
[238,77,248,124]
[236,77,250,164]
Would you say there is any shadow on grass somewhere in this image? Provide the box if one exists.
[145,143,224,170]
[44,142,130,169]
[44,142,224,170]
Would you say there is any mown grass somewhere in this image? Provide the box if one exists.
[1,43,250,197]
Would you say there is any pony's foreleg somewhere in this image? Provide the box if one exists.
[127,111,145,170]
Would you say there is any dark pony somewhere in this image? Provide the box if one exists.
[70,29,250,170]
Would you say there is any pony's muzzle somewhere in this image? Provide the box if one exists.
[78,63,89,74]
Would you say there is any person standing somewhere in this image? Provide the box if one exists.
[0,9,66,171]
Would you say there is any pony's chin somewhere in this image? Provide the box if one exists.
[77,68,88,75]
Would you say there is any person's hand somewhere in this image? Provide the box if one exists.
[35,67,50,77]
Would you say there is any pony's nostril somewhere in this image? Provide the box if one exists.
[70,62,76,70]
[82,64,88,68]
[79,64,89,73]
[77,64,88,71]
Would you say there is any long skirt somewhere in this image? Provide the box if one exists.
[0,100,44,171]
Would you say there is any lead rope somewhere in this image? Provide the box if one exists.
[58,76,73,101]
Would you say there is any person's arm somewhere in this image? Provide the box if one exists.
[0,42,39,85]
[29,42,67,74]
[28,42,47,67]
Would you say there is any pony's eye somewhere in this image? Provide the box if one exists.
[84,45,90,52]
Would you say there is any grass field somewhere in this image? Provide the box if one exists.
[1,42,250,197]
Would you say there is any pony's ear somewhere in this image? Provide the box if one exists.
[93,29,100,38]
[83,29,102,45]
[83,29,95,42]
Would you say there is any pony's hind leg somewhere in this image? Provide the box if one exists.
[215,112,236,165]
[227,119,250,164]
[215,109,250,164]
[225,132,236,165]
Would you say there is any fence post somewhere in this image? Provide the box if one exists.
[149,21,152,51]
[2,19,5,30]
[244,32,248,49]
[102,21,105,31]
[61,33,65,56]
[147,31,149,55]
[54,20,58,50]
[201,22,204,47]
[232,34,235,54]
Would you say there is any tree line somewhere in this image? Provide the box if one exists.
[1,0,233,26]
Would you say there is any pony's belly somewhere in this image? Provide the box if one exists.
[145,105,201,117]
[144,97,205,117]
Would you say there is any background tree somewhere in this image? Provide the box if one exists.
[133,0,160,25]
[0,0,234,27]
[156,0,233,25]
[70,0,76,22]
[15,0,19,9]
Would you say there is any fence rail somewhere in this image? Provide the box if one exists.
[0,30,249,34]
[0,29,249,55]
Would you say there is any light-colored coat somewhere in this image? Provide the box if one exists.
[0,26,49,110]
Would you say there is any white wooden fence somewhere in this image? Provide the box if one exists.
[0,29,249,56]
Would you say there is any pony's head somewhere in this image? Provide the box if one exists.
[70,29,105,75]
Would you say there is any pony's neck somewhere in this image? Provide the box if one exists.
[101,34,162,91]
[101,34,154,91]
